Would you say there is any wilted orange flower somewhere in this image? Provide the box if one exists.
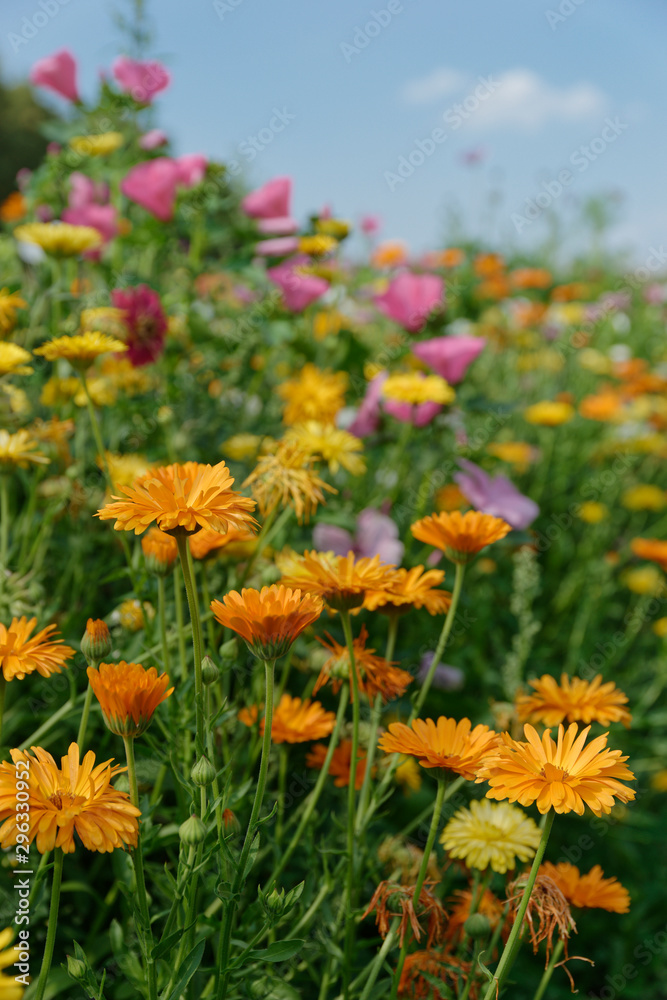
[479,723,636,816]
[541,862,630,913]
[411,510,512,564]
[379,717,499,779]
[87,661,173,738]
[516,674,631,728]
[510,267,552,290]
[306,739,370,789]
[0,743,140,853]
[243,694,336,743]
[0,617,74,682]
[97,461,257,536]
[362,880,447,948]
[398,950,470,998]
[243,443,336,523]
[372,241,408,269]
[141,527,179,574]
[363,566,452,616]
[509,870,576,961]
[189,526,256,560]
[314,625,413,702]
[211,585,323,660]
[278,549,398,611]
[630,537,667,571]
[278,363,348,426]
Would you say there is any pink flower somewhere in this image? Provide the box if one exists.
[313,508,404,565]
[255,237,300,257]
[267,255,329,312]
[112,56,170,103]
[111,284,168,366]
[242,176,291,219]
[348,373,386,438]
[374,272,444,333]
[68,172,109,210]
[35,204,54,223]
[383,398,442,427]
[120,158,181,221]
[62,204,118,248]
[257,217,299,235]
[360,214,381,235]
[139,129,168,151]
[30,49,79,103]
[412,335,485,384]
[175,154,207,187]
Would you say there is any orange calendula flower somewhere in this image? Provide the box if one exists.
[0,191,26,221]
[0,617,75,682]
[306,739,370,789]
[278,549,398,611]
[189,526,256,561]
[510,267,552,290]
[33,332,127,369]
[314,624,413,702]
[141,526,179,575]
[411,510,512,564]
[541,862,630,913]
[0,743,140,853]
[278,363,348,426]
[243,693,336,743]
[516,673,631,728]
[630,537,667,571]
[0,288,27,336]
[96,461,257,536]
[364,566,452,616]
[378,717,499,780]
[211,585,323,660]
[87,661,173,738]
[371,240,408,269]
[478,722,636,816]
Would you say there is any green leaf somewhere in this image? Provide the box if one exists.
[152,922,196,961]
[248,939,304,963]
[162,938,206,1000]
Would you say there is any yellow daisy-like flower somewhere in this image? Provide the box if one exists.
[0,429,48,469]
[0,926,24,998]
[80,306,128,337]
[622,565,665,596]
[578,501,608,524]
[0,616,75,682]
[0,743,140,854]
[0,343,32,376]
[284,421,366,475]
[0,289,27,336]
[69,132,124,157]
[441,799,541,873]
[243,443,336,523]
[478,722,636,816]
[278,363,348,426]
[382,373,455,406]
[117,599,150,632]
[487,441,537,472]
[0,384,30,416]
[14,222,101,257]
[102,452,151,490]
[523,400,575,426]
[315,218,350,240]
[278,548,398,611]
[363,566,452,616]
[621,484,665,512]
[516,673,631,728]
[222,433,268,462]
[87,660,173,738]
[34,332,127,369]
[298,234,339,257]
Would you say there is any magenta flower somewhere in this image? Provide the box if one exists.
[68,172,109,210]
[348,373,386,438]
[267,255,329,311]
[255,237,300,257]
[383,398,442,428]
[242,176,291,219]
[112,56,170,103]
[360,214,381,235]
[111,285,168,366]
[257,217,299,235]
[412,335,485,384]
[30,49,79,103]
[454,458,539,530]
[374,272,444,333]
[62,204,118,249]
[313,508,404,566]
[120,158,181,221]
[139,129,168,151]
[175,154,207,187]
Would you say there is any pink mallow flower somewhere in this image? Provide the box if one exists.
[348,371,441,437]
[412,335,485,384]
[111,284,168,366]
[255,237,300,257]
[112,56,170,103]
[454,458,539,531]
[267,255,329,312]
[242,176,291,219]
[313,508,404,566]
[68,172,109,210]
[62,204,118,248]
[139,129,168,151]
[374,272,444,333]
[30,49,79,103]
[175,154,207,187]
[257,217,299,235]
[120,158,180,221]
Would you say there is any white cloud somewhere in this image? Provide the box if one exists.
[469,69,606,129]
[400,67,466,105]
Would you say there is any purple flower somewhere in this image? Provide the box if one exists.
[313,507,404,565]
[454,458,539,530]
[418,653,464,691]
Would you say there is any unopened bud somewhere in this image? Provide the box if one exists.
[201,655,219,685]
[179,814,207,846]
[191,755,216,786]
[80,618,112,663]
[464,913,491,939]
[66,955,87,980]
[218,639,238,670]
[259,885,286,919]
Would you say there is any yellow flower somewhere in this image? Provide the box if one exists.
[80,306,128,337]
[0,926,24,998]
[0,343,32,376]
[653,618,667,638]
[298,234,338,257]
[0,384,30,416]
[40,376,79,407]
[487,441,537,471]
[283,422,366,475]
[441,799,541,873]
[14,222,101,257]
[382,373,455,406]
[621,566,665,596]
[0,289,27,336]
[243,443,336,523]
[0,429,48,469]
[102,452,151,488]
[34,332,127,369]
[315,218,350,239]
[278,363,348,426]
[578,501,608,524]
[222,433,266,462]
[313,310,344,341]
[523,400,575,426]
[69,132,124,157]
[651,769,667,791]
[117,599,154,632]
[621,484,665,511]
[394,756,422,794]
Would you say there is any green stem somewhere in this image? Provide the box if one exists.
[216,657,276,999]
[532,937,565,1000]
[357,920,399,1000]
[412,561,465,718]
[76,680,95,749]
[34,848,64,1000]
[123,736,157,1000]
[389,776,447,1000]
[482,811,555,1000]
[199,561,216,653]
[276,745,288,844]
[173,566,188,683]
[176,535,206,761]
[157,576,171,674]
[341,609,361,1000]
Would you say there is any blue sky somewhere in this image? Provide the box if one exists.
[1,0,665,262]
